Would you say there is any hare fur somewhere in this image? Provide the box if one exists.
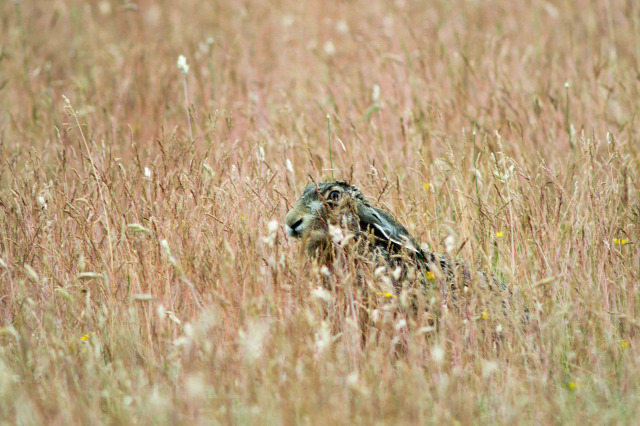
[284,181,461,291]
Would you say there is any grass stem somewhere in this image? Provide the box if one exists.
[328,113,334,180]
[183,72,194,143]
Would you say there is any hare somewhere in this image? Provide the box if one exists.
[284,180,524,342]
[284,180,465,293]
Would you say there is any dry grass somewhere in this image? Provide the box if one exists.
[1,0,639,423]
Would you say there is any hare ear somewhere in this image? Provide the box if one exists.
[356,204,421,255]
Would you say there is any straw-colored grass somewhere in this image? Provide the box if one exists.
[1,0,639,423]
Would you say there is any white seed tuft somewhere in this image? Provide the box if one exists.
[444,235,456,254]
[431,345,445,365]
[372,84,381,103]
[323,40,336,56]
[177,55,190,74]
[328,224,344,244]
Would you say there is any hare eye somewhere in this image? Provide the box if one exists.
[328,190,340,201]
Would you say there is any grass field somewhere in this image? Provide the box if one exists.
[1,0,639,423]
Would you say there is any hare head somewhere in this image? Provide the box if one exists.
[284,181,423,261]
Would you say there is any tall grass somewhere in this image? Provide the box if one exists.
[0,0,639,423]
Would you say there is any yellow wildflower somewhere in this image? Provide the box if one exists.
[567,382,578,389]
[81,332,96,341]
[614,238,628,245]
[621,341,629,348]
[480,308,489,320]
[426,271,435,280]
[423,182,430,191]
[496,232,503,238]
[383,292,396,298]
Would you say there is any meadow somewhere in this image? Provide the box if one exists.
[1,0,639,423]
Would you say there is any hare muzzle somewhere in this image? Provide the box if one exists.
[285,210,304,238]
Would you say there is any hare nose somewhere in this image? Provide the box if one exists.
[286,217,303,237]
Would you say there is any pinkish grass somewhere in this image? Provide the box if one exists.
[0,0,639,423]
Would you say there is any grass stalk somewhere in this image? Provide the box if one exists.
[565,81,573,152]
[183,72,194,143]
[328,113,334,180]
[63,95,115,282]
